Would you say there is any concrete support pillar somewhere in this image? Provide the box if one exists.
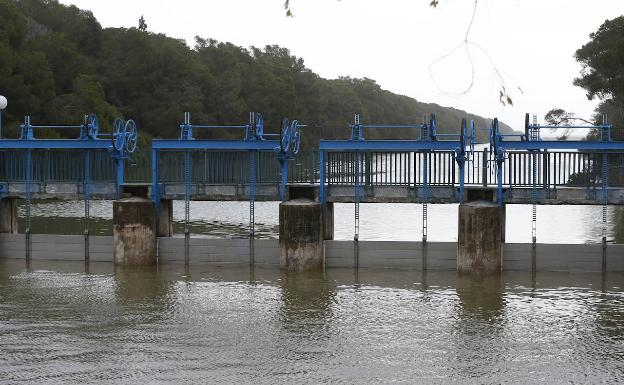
[113,197,156,265]
[0,198,18,234]
[457,201,502,274]
[279,199,323,271]
[157,199,173,237]
[323,202,334,241]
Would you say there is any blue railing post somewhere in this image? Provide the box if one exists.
[151,149,159,203]
[319,150,326,204]
[279,157,288,201]
[458,157,465,203]
[496,153,503,206]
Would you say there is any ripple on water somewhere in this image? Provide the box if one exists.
[0,265,623,384]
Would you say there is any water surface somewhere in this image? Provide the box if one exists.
[17,200,624,244]
[0,260,623,384]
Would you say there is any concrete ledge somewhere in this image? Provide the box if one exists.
[160,183,281,201]
[2,182,623,204]
[0,234,622,272]
[3,182,117,199]
[327,185,457,203]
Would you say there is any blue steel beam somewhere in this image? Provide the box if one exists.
[0,139,113,149]
[499,141,624,151]
[152,139,280,151]
[320,140,461,152]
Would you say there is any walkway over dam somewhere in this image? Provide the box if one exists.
[1,148,624,205]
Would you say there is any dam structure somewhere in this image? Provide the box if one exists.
[0,110,623,272]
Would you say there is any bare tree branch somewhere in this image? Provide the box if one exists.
[428,0,521,106]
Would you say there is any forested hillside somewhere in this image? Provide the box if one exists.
[0,0,512,144]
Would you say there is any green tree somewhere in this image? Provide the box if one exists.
[574,16,624,139]
[0,0,26,48]
[51,74,119,128]
[574,16,624,102]
[139,15,147,32]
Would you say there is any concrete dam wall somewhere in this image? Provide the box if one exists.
[0,234,623,272]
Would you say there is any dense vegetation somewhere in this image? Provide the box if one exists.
[0,0,512,145]
[575,15,624,134]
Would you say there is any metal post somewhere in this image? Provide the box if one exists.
[279,157,288,201]
[602,152,608,272]
[249,150,256,265]
[25,149,32,261]
[83,149,91,263]
[482,147,488,187]
[365,152,371,186]
[184,149,191,265]
[319,150,326,204]
[496,156,503,207]
[354,150,361,267]
[151,148,160,235]
[542,150,549,192]
[458,157,465,203]
[422,151,429,243]
[115,157,125,198]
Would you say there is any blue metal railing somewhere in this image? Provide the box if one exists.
[0,150,116,183]
[2,148,623,190]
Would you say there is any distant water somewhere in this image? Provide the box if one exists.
[17,200,624,244]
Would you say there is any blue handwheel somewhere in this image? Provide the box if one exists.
[281,117,291,153]
[88,114,99,138]
[430,114,437,140]
[125,119,137,153]
[113,118,125,151]
[291,120,301,155]
[255,113,264,138]
[470,120,476,156]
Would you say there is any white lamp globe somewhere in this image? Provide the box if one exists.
[0,95,7,110]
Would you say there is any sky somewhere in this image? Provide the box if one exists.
[59,0,623,134]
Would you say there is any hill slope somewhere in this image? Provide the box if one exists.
[0,0,512,144]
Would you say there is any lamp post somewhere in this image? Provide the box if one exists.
[0,95,6,139]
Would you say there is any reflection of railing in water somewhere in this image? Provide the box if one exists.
[2,148,623,190]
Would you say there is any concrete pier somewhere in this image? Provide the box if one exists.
[279,199,324,271]
[157,199,173,237]
[457,201,502,274]
[323,202,334,241]
[113,197,156,265]
[0,199,18,234]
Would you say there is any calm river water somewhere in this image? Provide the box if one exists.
[0,261,623,384]
[2,201,623,383]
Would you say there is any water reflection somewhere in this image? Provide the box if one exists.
[14,200,624,244]
[455,274,504,320]
[277,270,336,335]
[451,274,507,382]
[1,261,624,383]
[113,265,163,303]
